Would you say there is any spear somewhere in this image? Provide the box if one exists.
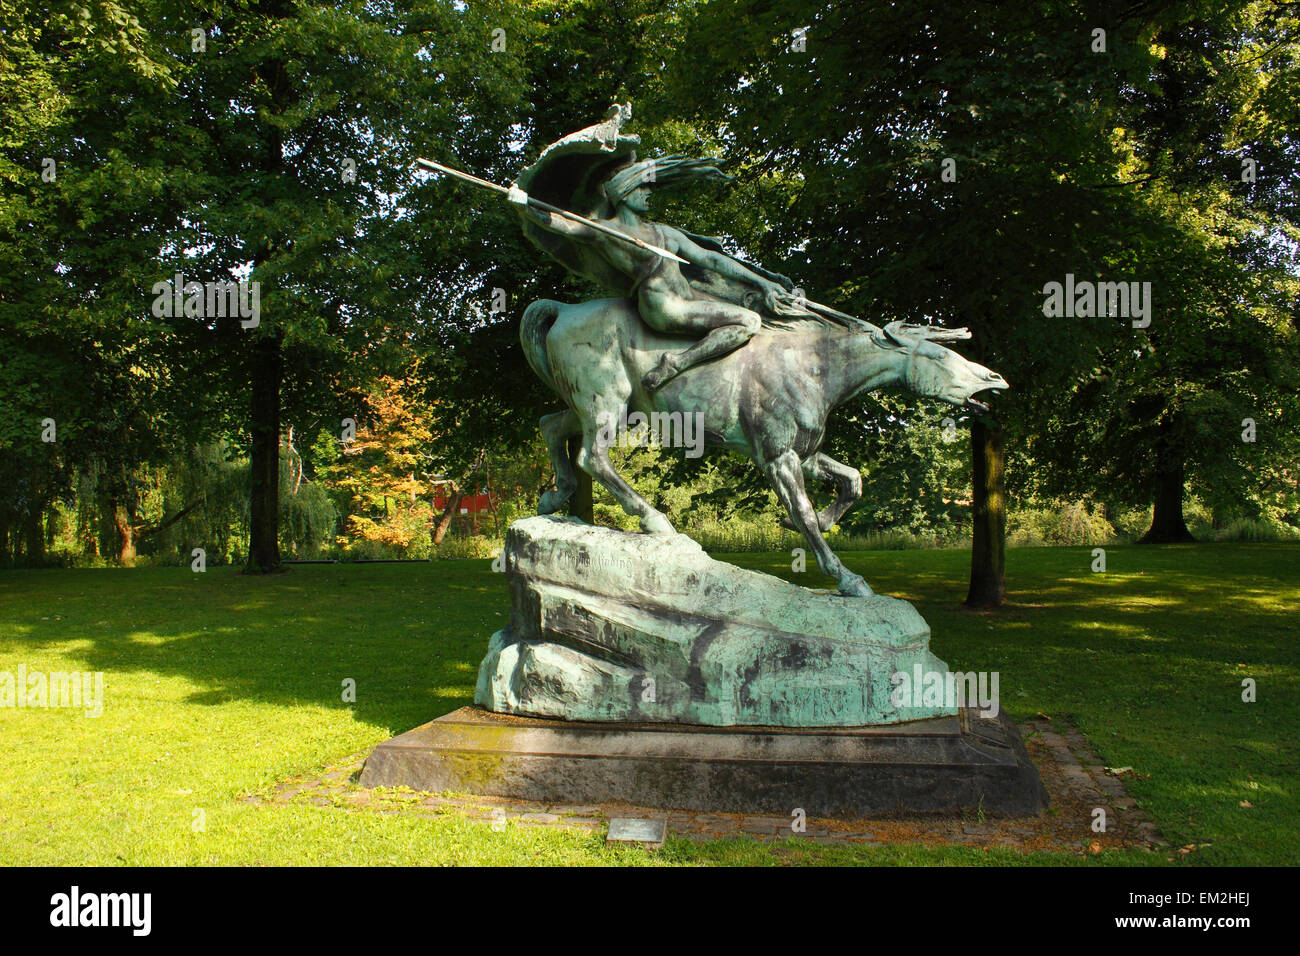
[414,157,688,264]
[414,157,870,329]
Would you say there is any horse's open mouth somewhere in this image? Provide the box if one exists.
[963,387,1005,415]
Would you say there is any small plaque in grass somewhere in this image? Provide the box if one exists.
[607,818,667,846]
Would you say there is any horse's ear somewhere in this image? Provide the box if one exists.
[876,320,911,348]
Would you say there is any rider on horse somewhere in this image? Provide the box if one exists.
[506,120,813,391]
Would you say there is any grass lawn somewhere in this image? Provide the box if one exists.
[1,543,1295,866]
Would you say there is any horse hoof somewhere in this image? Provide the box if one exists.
[538,490,570,514]
[838,575,874,598]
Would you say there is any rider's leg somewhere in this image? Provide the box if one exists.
[640,293,761,391]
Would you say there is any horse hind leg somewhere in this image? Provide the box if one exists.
[538,409,580,515]
[765,448,872,598]
[575,412,675,535]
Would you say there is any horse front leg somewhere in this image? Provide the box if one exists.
[765,449,873,598]
[806,452,863,529]
[780,452,864,532]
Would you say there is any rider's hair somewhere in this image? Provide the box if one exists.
[603,155,733,206]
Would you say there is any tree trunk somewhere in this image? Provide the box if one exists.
[24,506,46,566]
[1140,434,1195,543]
[432,488,463,546]
[485,470,501,538]
[965,419,1007,608]
[80,510,98,557]
[110,499,135,567]
[567,436,595,523]
[245,334,284,573]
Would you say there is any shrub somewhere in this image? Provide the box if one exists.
[435,534,499,560]
[1211,517,1300,542]
[1006,501,1115,547]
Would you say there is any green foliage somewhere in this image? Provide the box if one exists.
[666,0,1299,548]
[828,395,971,538]
[279,474,338,560]
[1210,517,1300,543]
[1006,501,1115,548]
[434,535,500,560]
[3,0,1298,576]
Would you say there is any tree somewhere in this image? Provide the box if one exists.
[54,0,535,573]
[0,0,221,565]
[667,0,1171,604]
[326,373,439,554]
[1024,3,1300,542]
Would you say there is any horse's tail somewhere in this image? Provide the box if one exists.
[520,299,565,394]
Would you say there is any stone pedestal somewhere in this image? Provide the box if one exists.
[475,516,957,727]
[358,705,1050,817]
[359,516,1049,817]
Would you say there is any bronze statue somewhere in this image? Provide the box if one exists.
[417,106,1008,596]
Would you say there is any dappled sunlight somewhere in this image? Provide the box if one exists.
[429,686,474,701]
[126,631,188,646]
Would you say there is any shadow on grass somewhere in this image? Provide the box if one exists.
[2,542,1298,862]
[0,561,509,735]
[3,544,1294,735]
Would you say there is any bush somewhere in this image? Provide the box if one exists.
[827,528,954,551]
[688,516,956,553]
[1006,501,1115,547]
[1210,517,1300,543]
[1183,498,1215,539]
[434,534,499,560]
[692,518,801,553]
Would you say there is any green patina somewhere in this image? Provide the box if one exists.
[475,517,959,727]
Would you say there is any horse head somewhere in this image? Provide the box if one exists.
[872,321,1009,414]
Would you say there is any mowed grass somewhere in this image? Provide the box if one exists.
[0,543,1295,866]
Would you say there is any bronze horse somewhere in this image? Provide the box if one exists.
[521,298,1007,597]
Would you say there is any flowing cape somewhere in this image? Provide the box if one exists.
[515,123,643,295]
[515,123,824,327]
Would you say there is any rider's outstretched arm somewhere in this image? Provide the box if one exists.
[670,230,784,294]
[508,185,596,240]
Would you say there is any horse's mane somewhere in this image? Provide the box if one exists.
[760,312,882,336]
